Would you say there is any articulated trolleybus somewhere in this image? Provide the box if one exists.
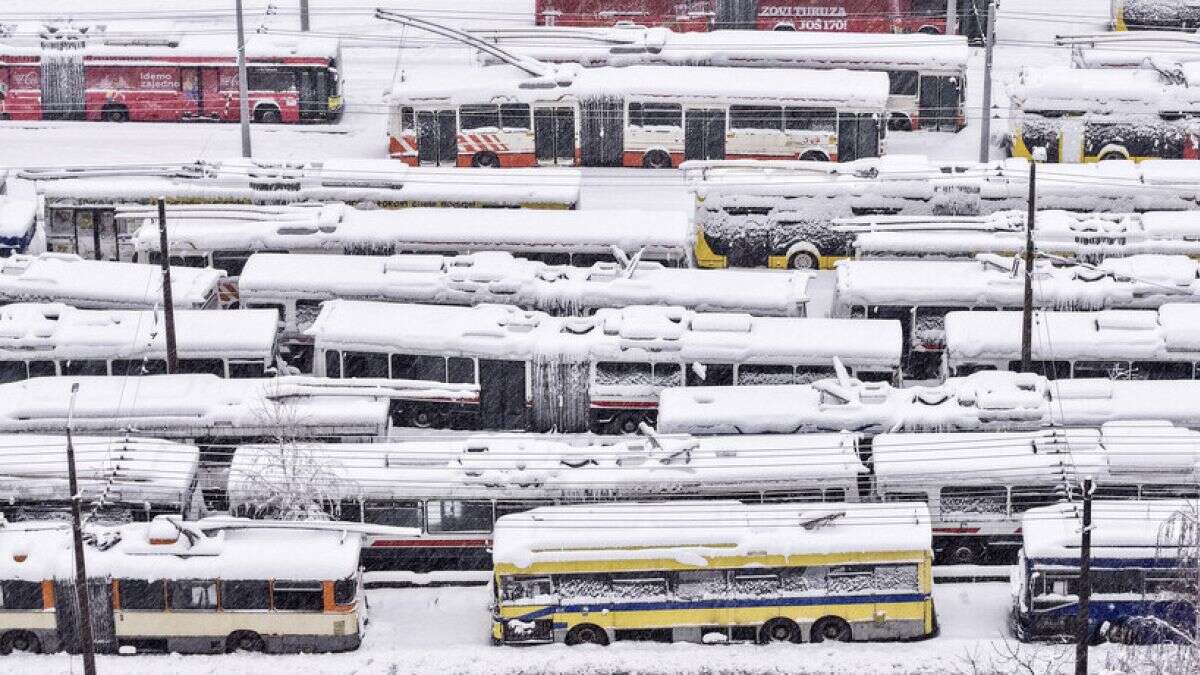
[388,64,887,168]
[0,517,365,655]
[491,501,935,646]
[0,33,342,123]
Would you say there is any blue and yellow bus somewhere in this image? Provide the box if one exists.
[491,501,935,645]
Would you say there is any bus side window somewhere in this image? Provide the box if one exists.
[500,103,531,130]
[686,362,733,386]
[119,580,166,610]
[400,106,415,132]
[0,580,44,610]
[362,500,421,528]
[28,360,56,378]
[324,350,342,378]
[0,361,27,384]
[427,500,492,532]
[178,358,225,377]
[343,351,389,378]
[211,251,251,277]
[60,359,108,376]
[785,107,837,132]
[228,361,267,379]
[391,354,448,382]
[295,299,325,331]
[170,580,218,610]
[888,71,919,96]
[729,105,783,131]
[221,580,270,610]
[272,581,324,611]
[113,358,168,376]
[447,357,476,384]
[460,104,500,131]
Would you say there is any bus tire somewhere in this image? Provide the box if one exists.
[101,104,129,122]
[226,631,266,653]
[1099,151,1127,161]
[471,151,501,168]
[607,412,644,435]
[565,624,609,646]
[810,616,853,643]
[918,26,941,35]
[787,251,819,270]
[255,106,283,124]
[799,151,829,162]
[944,539,986,565]
[0,630,41,654]
[406,408,438,429]
[759,618,802,644]
[642,149,672,169]
[887,113,913,132]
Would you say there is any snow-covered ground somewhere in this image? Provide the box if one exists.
[2,582,1139,675]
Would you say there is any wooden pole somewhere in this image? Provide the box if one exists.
[157,199,179,374]
[66,383,97,675]
[1021,159,1035,372]
[1075,478,1093,675]
[235,0,252,157]
[978,1,997,162]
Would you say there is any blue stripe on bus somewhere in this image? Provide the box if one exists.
[514,593,929,622]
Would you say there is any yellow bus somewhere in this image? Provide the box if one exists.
[491,501,935,646]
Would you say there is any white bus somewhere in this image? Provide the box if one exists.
[0,435,201,524]
[307,300,903,433]
[873,422,1200,564]
[0,518,366,654]
[844,210,1200,262]
[0,303,280,383]
[685,155,1200,269]
[24,159,582,260]
[0,253,223,310]
[387,64,888,169]
[0,197,38,258]
[655,369,1200,436]
[227,431,866,573]
[944,304,1200,379]
[832,253,1200,377]
[476,27,969,132]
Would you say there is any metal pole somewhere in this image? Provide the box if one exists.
[1075,478,1093,675]
[300,0,311,31]
[235,0,252,157]
[978,0,997,163]
[66,383,97,675]
[1021,160,1035,372]
[946,0,958,35]
[157,199,179,374]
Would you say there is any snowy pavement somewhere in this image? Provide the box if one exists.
[1,582,1143,674]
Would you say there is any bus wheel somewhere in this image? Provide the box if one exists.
[1099,152,1126,161]
[945,539,985,565]
[226,631,266,653]
[918,26,941,35]
[0,631,41,654]
[407,409,437,429]
[810,617,853,643]
[607,413,644,435]
[759,618,801,644]
[788,251,819,270]
[565,624,609,646]
[255,107,283,124]
[642,150,672,169]
[472,151,501,168]
[799,151,828,162]
[102,105,129,122]
[887,114,913,132]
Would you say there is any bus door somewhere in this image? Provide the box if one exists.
[685,108,727,161]
[299,68,328,120]
[534,106,576,165]
[55,579,116,654]
[919,76,962,132]
[837,113,882,162]
[417,109,458,166]
[479,360,528,430]
[181,67,203,118]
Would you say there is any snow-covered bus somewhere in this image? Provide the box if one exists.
[1012,500,1196,643]
[832,254,1200,377]
[844,210,1200,262]
[0,304,279,383]
[0,518,365,655]
[237,251,809,365]
[0,435,201,524]
[491,501,935,646]
[25,160,582,261]
[944,304,1200,379]
[1008,67,1200,164]
[874,422,1200,564]
[307,301,903,433]
[387,64,888,169]
[0,33,342,123]
[0,198,38,258]
[684,156,1200,270]
[228,432,866,573]
[1113,0,1200,31]
[478,27,968,132]
[0,253,222,310]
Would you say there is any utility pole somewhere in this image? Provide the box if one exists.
[1021,158,1035,372]
[156,199,179,374]
[235,0,252,157]
[946,0,958,36]
[300,0,311,31]
[978,0,997,163]
[65,383,97,675]
[1075,478,1094,675]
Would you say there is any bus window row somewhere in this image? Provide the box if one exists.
[0,357,269,383]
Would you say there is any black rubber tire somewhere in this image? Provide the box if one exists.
[472,152,500,168]
[642,150,672,169]
[256,108,283,124]
[102,106,129,122]
[565,624,608,646]
[945,539,986,565]
[759,618,802,644]
[1099,152,1126,161]
[0,631,41,655]
[810,617,853,643]
[887,114,913,132]
[226,631,266,653]
[788,251,819,270]
[607,412,644,435]
[799,151,829,162]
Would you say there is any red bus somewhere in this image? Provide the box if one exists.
[536,1,949,33]
[0,34,342,124]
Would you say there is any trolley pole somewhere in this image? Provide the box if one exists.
[66,383,98,675]
[1075,478,1094,675]
[1021,159,1035,372]
[300,0,311,31]
[235,0,253,157]
[978,0,997,162]
[156,199,179,374]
